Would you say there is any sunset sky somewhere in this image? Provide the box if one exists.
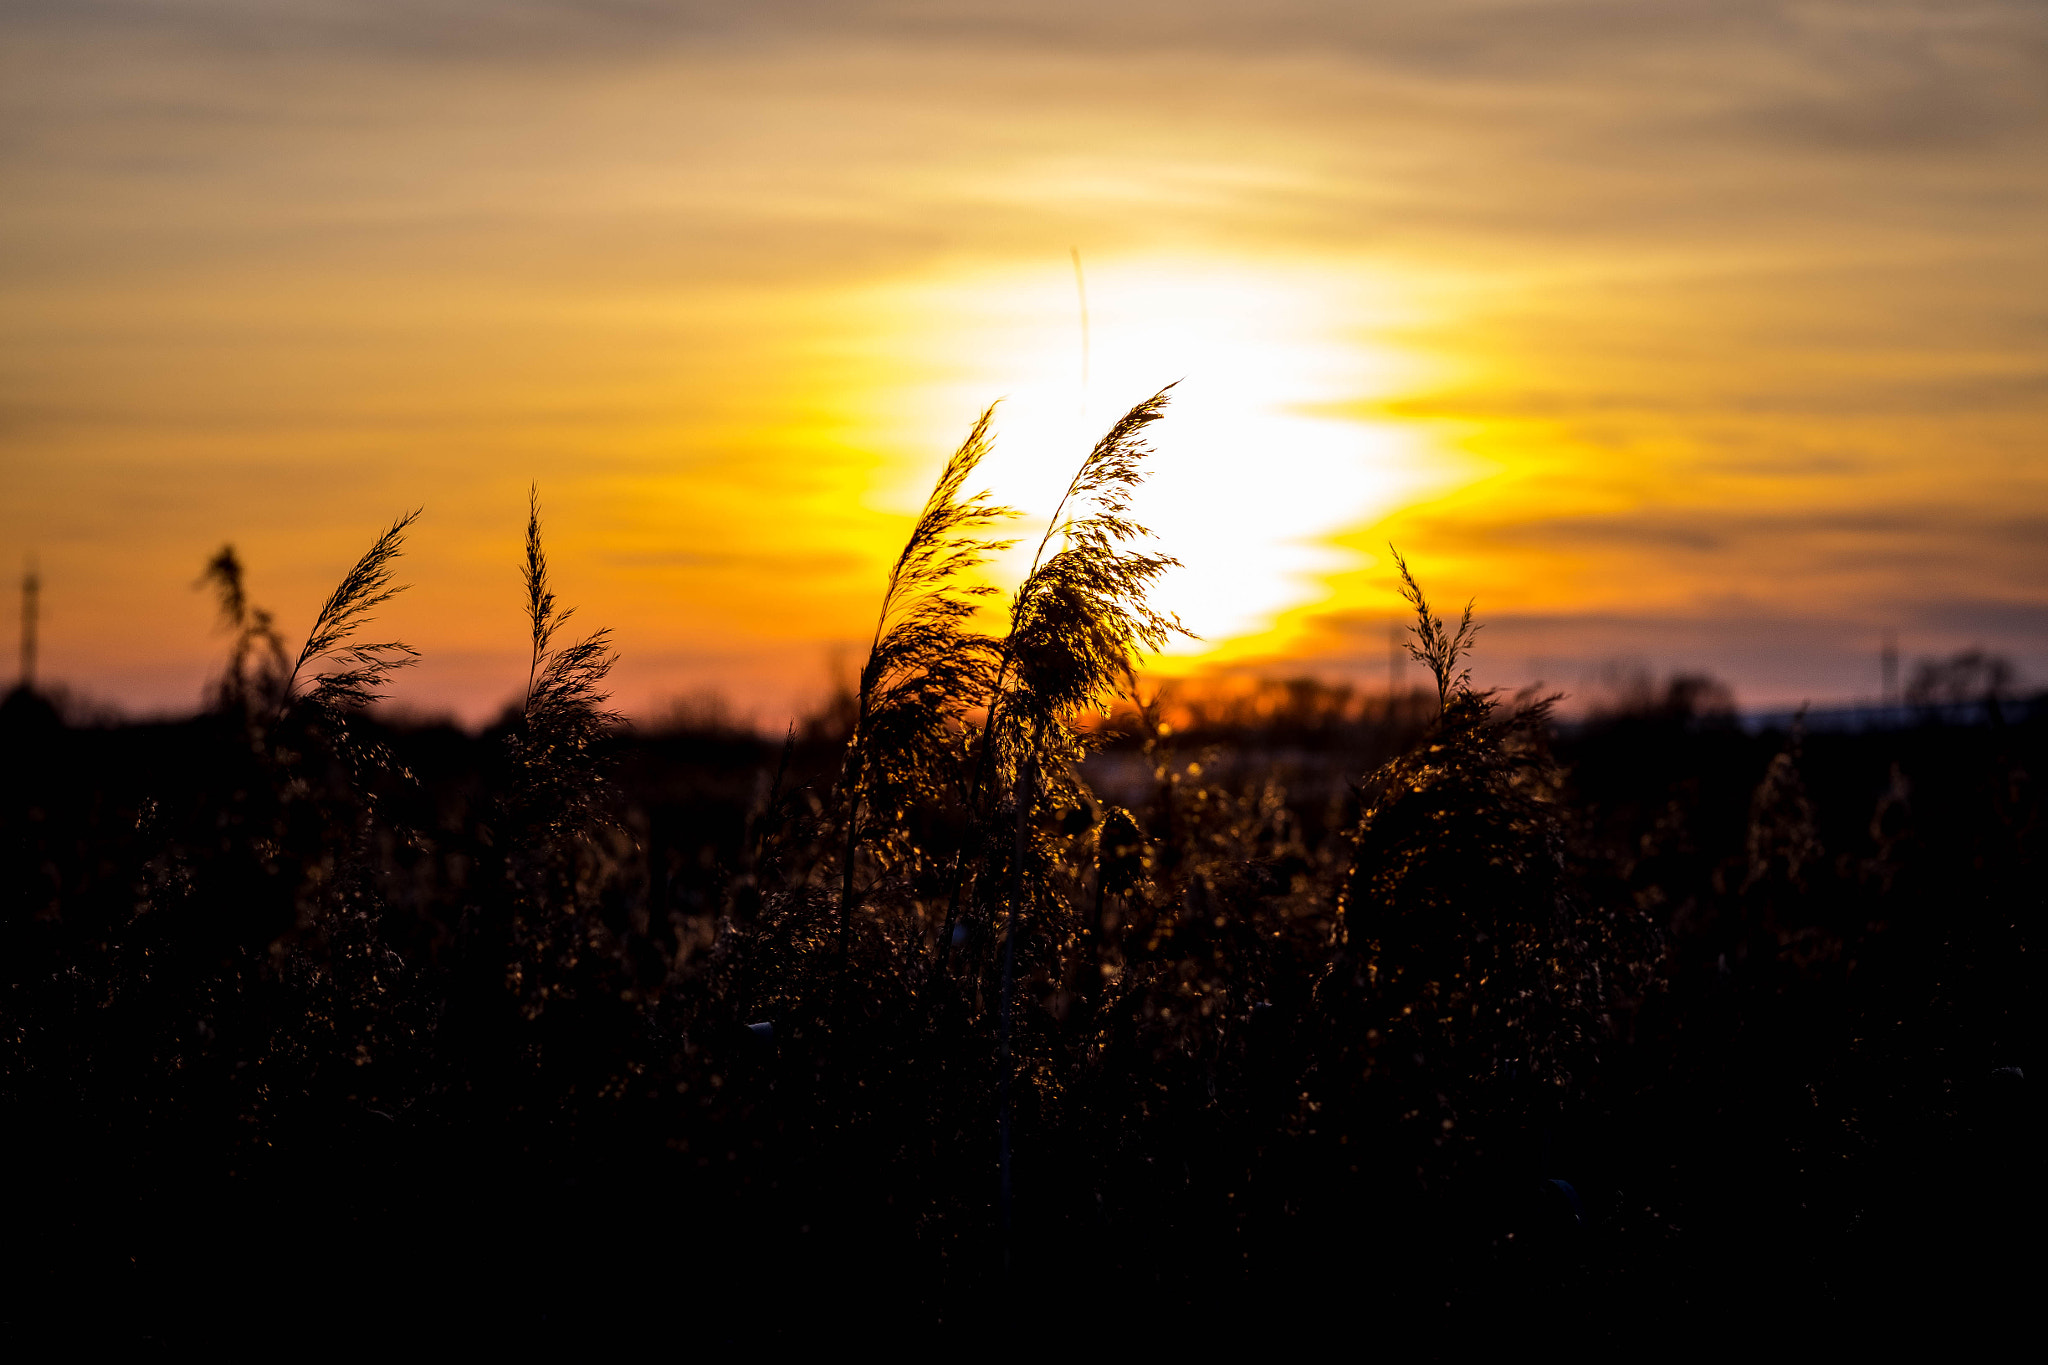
[4,1,2044,724]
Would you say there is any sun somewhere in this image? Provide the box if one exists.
[839,253,1457,665]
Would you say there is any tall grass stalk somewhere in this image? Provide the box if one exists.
[512,487,622,840]
[198,545,288,719]
[835,407,1017,963]
[1391,544,1476,716]
[999,749,1034,1273]
[940,386,1189,969]
[968,387,1185,1277]
[279,510,422,720]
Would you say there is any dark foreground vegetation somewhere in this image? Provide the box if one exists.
[2,398,2037,1348]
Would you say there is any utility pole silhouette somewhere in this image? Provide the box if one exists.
[18,557,37,692]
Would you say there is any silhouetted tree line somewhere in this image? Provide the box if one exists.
[0,403,2036,1348]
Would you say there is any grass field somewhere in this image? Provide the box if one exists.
[1,399,2035,1347]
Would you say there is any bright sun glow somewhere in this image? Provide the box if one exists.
[842,256,1453,666]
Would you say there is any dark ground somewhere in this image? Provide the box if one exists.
[0,682,2034,1350]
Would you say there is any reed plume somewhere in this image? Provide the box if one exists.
[837,405,1018,949]
[510,486,622,837]
[198,545,288,717]
[1390,544,1476,715]
[939,387,1190,968]
[280,510,422,718]
[962,387,1189,1257]
[993,385,1188,780]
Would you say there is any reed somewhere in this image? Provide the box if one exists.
[1390,543,1476,716]
[197,545,288,718]
[280,509,422,719]
[938,386,1190,969]
[993,385,1188,777]
[509,486,622,841]
[22,406,2013,1346]
[836,407,1017,958]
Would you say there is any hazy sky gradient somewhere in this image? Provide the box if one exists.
[4,0,2044,721]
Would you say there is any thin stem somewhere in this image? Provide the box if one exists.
[939,407,1156,974]
[837,690,871,970]
[998,749,1033,1278]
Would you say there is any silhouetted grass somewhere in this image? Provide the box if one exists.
[0,411,2036,1350]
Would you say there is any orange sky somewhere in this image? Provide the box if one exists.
[3,2,2045,723]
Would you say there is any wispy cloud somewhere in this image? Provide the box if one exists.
[2,0,2043,717]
